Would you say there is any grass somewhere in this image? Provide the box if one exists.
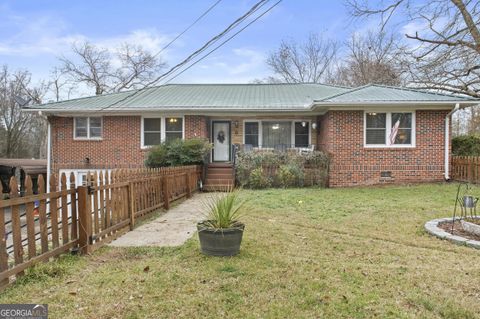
[2,183,480,318]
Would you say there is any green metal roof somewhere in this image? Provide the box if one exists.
[27,84,348,111]
[25,83,478,113]
[319,84,473,102]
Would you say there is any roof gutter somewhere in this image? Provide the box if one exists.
[23,100,478,115]
[311,100,479,107]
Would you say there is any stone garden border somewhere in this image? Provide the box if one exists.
[424,217,480,249]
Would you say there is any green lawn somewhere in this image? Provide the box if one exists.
[2,183,480,319]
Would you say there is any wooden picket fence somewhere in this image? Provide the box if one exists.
[0,165,201,288]
[451,156,480,183]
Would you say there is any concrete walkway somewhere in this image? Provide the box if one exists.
[109,193,214,247]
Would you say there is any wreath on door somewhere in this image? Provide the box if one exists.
[217,130,225,143]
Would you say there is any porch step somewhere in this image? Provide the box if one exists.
[205,178,235,185]
[206,173,234,179]
[208,163,233,168]
[204,163,235,191]
[203,183,235,192]
[207,167,234,174]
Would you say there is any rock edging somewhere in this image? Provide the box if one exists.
[424,217,480,249]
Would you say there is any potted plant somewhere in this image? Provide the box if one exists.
[197,191,245,256]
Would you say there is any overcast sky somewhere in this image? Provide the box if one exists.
[0,0,416,98]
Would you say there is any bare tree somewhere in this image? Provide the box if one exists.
[266,33,338,83]
[48,67,76,102]
[60,41,166,95]
[331,31,405,86]
[346,0,480,98]
[0,66,47,158]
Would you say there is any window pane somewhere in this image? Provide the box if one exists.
[295,135,309,147]
[393,128,412,144]
[366,129,386,144]
[165,117,182,132]
[244,122,259,135]
[262,122,291,148]
[144,118,161,132]
[88,117,101,138]
[391,113,412,128]
[75,127,88,138]
[75,117,87,128]
[144,132,161,146]
[295,122,309,147]
[366,113,386,128]
[89,117,102,128]
[244,122,259,147]
[90,127,102,138]
[75,117,88,138]
[245,135,259,147]
[165,132,182,143]
[295,122,309,135]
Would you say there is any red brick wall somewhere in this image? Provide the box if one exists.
[318,110,449,187]
[184,115,208,139]
[50,115,209,173]
[51,111,449,187]
[317,114,331,153]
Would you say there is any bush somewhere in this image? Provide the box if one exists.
[452,135,480,156]
[145,138,212,167]
[248,167,272,189]
[277,163,304,188]
[235,150,329,188]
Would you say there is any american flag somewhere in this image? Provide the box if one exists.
[389,118,401,145]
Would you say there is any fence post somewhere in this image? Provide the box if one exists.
[162,176,170,210]
[0,182,8,288]
[78,186,92,254]
[186,172,192,198]
[129,182,135,230]
[468,156,473,183]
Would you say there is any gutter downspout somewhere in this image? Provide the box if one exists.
[46,118,51,193]
[444,103,460,180]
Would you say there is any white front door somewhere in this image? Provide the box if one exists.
[212,121,231,162]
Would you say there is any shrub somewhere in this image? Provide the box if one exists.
[200,191,244,229]
[145,138,211,167]
[236,150,329,188]
[452,135,480,156]
[248,167,272,189]
[277,163,304,188]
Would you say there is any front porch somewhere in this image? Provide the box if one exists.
[207,115,319,164]
[203,115,321,190]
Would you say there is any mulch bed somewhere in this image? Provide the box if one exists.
[438,220,480,241]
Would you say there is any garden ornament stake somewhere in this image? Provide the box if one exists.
[452,183,479,234]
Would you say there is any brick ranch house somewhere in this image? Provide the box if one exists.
[24,83,478,188]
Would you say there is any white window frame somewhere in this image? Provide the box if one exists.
[165,117,185,143]
[292,120,311,147]
[73,117,103,140]
[242,119,311,148]
[243,120,262,147]
[141,116,185,149]
[364,111,416,148]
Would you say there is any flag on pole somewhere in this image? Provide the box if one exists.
[389,118,401,145]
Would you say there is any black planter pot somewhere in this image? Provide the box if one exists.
[197,222,245,256]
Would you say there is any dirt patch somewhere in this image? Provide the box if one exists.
[438,220,480,241]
